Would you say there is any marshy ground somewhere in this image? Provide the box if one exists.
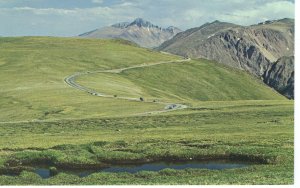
[0,100,293,185]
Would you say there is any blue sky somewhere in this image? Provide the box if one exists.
[0,0,295,36]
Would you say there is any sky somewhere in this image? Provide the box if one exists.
[0,0,295,36]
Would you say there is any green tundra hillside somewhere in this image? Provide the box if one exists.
[0,37,284,122]
[0,37,179,122]
[77,59,284,103]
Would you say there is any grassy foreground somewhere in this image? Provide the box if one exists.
[0,37,294,185]
[0,100,294,185]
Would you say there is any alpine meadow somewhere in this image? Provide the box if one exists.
[0,0,295,185]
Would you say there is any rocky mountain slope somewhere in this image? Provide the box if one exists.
[263,56,294,99]
[158,18,294,98]
[79,18,181,48]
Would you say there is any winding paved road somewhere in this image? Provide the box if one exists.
[0,58,190,124]
[64,58,191,114]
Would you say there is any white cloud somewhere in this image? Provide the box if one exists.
[91,0,104,4]
[220,1,295,25]
[0,0,295,36]
[8,7,77,15]
[183,9,204,22]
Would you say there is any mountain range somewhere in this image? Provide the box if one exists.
[158,18,294,99]
[79,18,294,99]
[79,18,182,48]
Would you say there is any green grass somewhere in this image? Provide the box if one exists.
[77,59,284,103]
[0,37,178,122]
[0,37,285,122]
[78,73,147,98]
[0,100,294,184]
[0,37,294,185]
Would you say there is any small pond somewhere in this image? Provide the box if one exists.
[33,160,251,179]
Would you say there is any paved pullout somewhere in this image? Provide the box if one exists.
[64,58,191,114]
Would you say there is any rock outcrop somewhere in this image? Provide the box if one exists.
[263,56,294,99]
